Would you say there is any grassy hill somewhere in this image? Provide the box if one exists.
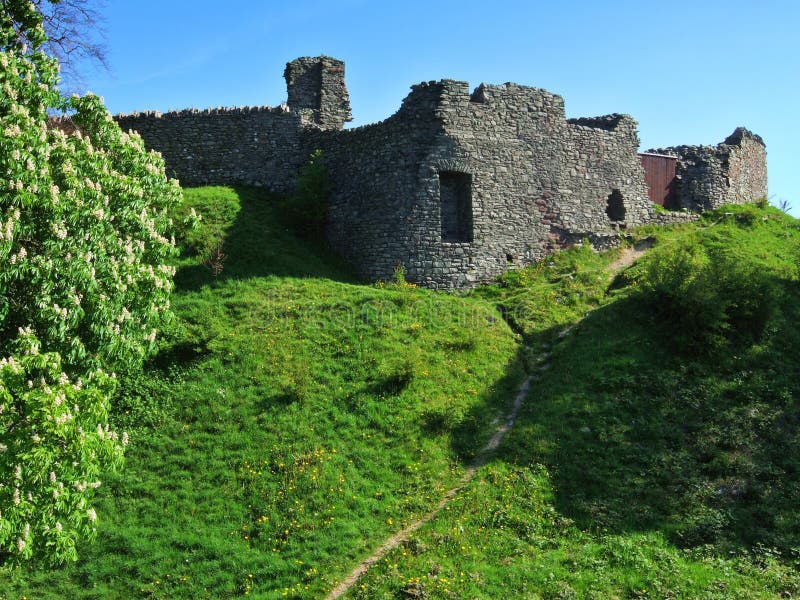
[1,188,799,598]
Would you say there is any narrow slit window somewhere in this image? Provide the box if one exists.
[440,171,473,242]
[606,189,626,222]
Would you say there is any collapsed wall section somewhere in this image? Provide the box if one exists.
[115,107,304,192]
[561,115,653,241]
[649,127,767,211]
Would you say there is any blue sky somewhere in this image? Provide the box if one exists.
[76,0,799,213]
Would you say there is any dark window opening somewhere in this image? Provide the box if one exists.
[440,171,473,242]
[606,189,626,222]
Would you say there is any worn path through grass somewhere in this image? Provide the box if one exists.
[326,372,539,599]
[327,240,657,597]
[349,204,800,599]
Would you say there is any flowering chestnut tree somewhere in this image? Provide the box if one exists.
[0,1,181,564]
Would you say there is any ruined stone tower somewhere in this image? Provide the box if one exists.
[284,56,352,130]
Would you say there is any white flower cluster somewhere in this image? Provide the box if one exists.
[2,80,18,101]
[73,480,101,493]
[52,303,68,319]
[0,210,17,241]
[51,221,68,240]
[54,411,73,425]
[9,246,27,264]
[0,34,180,563]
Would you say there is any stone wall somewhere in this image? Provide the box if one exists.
[114,56,352,193]
[115,55,767,289]
[649,127,767,211]
[308,79,655,288]
[115,107,303,192]
[558,114,653,240]
[304,82,447,285]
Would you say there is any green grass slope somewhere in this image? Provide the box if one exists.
[352,204,800,598]
[0,186,523,599]
[2,191,799,599]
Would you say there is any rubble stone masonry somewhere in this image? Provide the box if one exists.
[114,56,767,288]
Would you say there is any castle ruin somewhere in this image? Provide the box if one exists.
[116,56,767,289]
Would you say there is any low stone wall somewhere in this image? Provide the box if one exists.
[650,211,700,225]
[115,107,304,192]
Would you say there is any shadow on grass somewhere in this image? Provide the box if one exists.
[489,291,800,556]
[147,340,210,373]
[174,186,358,292]
[448,324,564,463]
[168,187,800,558]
